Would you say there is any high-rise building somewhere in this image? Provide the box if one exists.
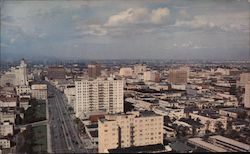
[168,66,189,85]
[75,78,124,118]
[47,66,66,80]
[238,73,250,87]
[143,71,160,82]
[18,59,28,86]
[88,64,101,79]
[0,59,28,86]
[98,111,164,153]
[244,82,250,108]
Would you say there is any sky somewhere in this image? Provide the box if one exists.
[1,0,250,60]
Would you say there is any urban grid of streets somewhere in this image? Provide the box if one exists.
[45,81,89,153]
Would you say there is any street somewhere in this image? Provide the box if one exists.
[46,82,89,153]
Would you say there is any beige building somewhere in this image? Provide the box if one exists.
[119,67,133,77]
[0,139,11,149]
[143,71,160,82]
[75,78,124,118]
[168,66,189,85]
[31,84,48,100]
[238,73,250,87]
[0,59,28,87]
[0,112,15,124]
[209,135,250,152]
[0,96,17,108]
[189,113,227,133]
[98,111,163,153]
[244,82,250,108]
[0,122,13,137]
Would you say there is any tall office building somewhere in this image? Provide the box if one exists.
[168,66,189,85]
[244,82,250,109]
[75,78,124,118]
[238,73,250,87]
[98,111,164,153]
[0,59,28,86]
[88,64,101,79]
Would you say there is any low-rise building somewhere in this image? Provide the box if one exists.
[188,138,227,152]
[0,139,11,149]
[208,135,250,152]
[0,122,14,137]
[0,96,17,108]
[189,112,227,133]
[98,111,163,153]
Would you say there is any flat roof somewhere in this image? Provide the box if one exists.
[209,135,250,150]
[108,144,166,153]
[220,108,245,114]
[188,138,227,152]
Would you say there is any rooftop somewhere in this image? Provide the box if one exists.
[209,135,250,150]
[188,138,227,152]
[108,144,166,153]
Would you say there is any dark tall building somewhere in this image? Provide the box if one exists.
[47,66,66,80]
[88,64,101,78]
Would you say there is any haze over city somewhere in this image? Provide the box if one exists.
[1,0,250,60]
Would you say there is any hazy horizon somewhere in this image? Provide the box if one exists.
[1,0,250,60]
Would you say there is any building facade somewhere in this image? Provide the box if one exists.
[244,82,250,108]
[168,66,189,85]
[31,84,48,100]
[88,64,101,79]
[75,78,124,118]
[98,111,164,153]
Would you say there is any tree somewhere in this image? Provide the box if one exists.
[215,121,225,135]
[238,111,247,120]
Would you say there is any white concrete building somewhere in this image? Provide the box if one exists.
[98,111,163,153]
[16,85,31,96]
[75,78,124,118]
[31,84,48,100]
[64,85,76,107]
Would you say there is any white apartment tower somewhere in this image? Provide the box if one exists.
[75,78,124,118]
[244,82,250,109]
[18,59,28,86]
[98,111,164,153]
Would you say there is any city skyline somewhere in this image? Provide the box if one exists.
[1,0,250,60]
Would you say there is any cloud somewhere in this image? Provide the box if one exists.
[105,7,170,27]
[174,16,217,29]
[151,8,170,24]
